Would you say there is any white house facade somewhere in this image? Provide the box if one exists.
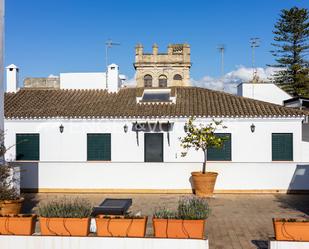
[4,86,309,193]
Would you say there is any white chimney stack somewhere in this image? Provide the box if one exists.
[107,63,120,93]
[6,64,19,92]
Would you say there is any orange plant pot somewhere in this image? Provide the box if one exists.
[39,217,90,236]
[0,214,36,235]
[273,218,309,241]
[191,172,218,197]
[0,198,24,216]
[153,218,206,239]
[95,215,147,237]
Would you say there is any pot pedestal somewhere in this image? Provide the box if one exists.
[191,172,218,197]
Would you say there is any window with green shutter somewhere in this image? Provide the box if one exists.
[272,133,293,161]
[87,133,111,161]
[207,133,231,161]
[16,134,40,161]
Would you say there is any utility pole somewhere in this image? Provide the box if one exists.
[0,0,4,130]
[217,44,225,78]
[250,38,260,82]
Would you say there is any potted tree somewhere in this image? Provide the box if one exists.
[38,198,92,236]
[0,131,24,215]
[180,117,227,197]
[153,196,210,239]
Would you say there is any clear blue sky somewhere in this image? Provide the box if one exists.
[4,0,309,82]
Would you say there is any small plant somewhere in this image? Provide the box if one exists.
[38,198,92,218]
[0,130,20,201]
[178,197,210,220]
[154,197,210,220]
[0,166,19,201]
[153,208,177,219]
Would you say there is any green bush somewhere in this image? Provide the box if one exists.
[178,197,210,220]
[0,166,19,201]
[153,208,177,219]
[154,197,210,220]
[38,198,92,218]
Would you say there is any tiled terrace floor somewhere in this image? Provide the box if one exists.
[23,193,309,249]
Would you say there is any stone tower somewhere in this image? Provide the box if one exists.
[134,43,191,87]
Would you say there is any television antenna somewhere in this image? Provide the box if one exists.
[105,39,120,69]
[250,38,260,82]
[217,44,225,78]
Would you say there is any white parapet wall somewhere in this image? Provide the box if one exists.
[0,236,209,249]
[17,162,309,193]
[269,240,309,249]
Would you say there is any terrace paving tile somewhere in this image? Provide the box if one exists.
[22,193,309,249]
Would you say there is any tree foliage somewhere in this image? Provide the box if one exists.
[180,118,227,174]
[271,7,309,97]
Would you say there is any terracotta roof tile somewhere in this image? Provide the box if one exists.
[4,86,307,119]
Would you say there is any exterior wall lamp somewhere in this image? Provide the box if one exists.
[124,124,128,133]
[184,123,188,133]
[250,123,255,133]
[59,124,64,133]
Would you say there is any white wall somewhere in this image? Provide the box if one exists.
[60,73,106,90]
[4,117,309,192]
[302,123,309,162]
[59,64,124,92]
[4,118,306,163]
[237,83,291,105]
[15,161,309,191]
[0,236,209,249]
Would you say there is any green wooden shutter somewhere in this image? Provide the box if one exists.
[87,134,111,161]
[207,133,231,161]
[16,134,40,161]
[272,133,293,161]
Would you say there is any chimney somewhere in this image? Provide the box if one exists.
[6,64,19,92]
[107,63,120,93]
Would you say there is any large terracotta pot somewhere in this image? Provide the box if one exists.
[273,218,309,241]
[191,172,218,197]
[39,217,90,236]
[0,198,24,215]
[0,214,36,235]
[153,218,205,239]
[95,215,147,237]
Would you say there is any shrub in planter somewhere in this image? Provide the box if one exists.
[0,165,23,215]
[95,214,147,237]
[38,198,92,236]
[273,218,309,241]
[153,197,210,239]
[0,214,36,235]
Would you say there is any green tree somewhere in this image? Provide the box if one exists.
[271,7,309,97]
[180,118,226,174]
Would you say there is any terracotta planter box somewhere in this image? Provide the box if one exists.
[153,218,206,239]
[0,214,36,235]
[0,198,24,216]
[273,218,309,241]
[95,215,147,237]
[39,217,90,236]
